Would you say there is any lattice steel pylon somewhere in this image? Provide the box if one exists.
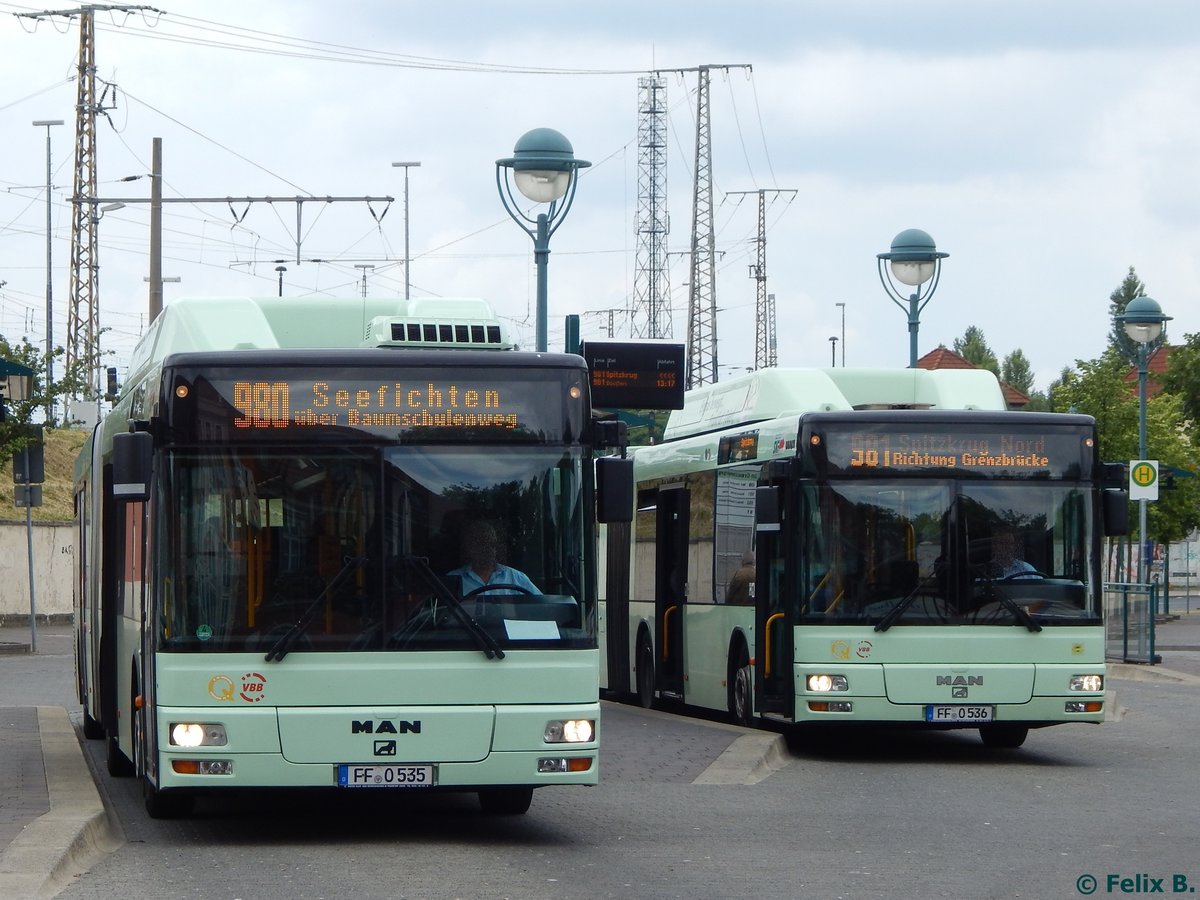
[654,63,750,388]
[728,189,795,370]
[67,8,100,402]
[17,4,155,409]
[631,75,670,340]
[685,67,717,388]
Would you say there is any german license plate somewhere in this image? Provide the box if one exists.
[925,704,994,723]
[338,764,435,788]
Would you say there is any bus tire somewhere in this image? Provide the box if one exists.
[635,633,655,709]
[478,787,533,815]
[979,725,1028,748]
[132,685,194,818]
[729,645,753,727]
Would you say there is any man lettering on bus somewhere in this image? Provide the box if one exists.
[447,520,540,596]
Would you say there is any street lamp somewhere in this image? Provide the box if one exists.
[496,128,590,352]
[33,118,64,425]
[829,335,838,366]
[835,301,846,366]
[390,161,420,300]
[1119,295,1172,584]
[877,228,948,368]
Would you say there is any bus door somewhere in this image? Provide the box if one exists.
[654,486,688,698]
[754,464,794,718]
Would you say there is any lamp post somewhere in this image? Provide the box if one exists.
[835,301,846,365]
[829,335,838,366]
[496,128,590,352]
[877,228,948,368]
[1119,295,1172,584]
[390,161,420,300]
[33,119,64,425]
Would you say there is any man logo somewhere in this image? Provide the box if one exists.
[374,740,397,756]
[952,686,969,699]
[351,719,422,734]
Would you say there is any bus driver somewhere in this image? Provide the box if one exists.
[447,520,541,596]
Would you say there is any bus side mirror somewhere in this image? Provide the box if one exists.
[1103,488,1129,536]
[595,457,633,523]
[756,485,781,532]
[112,431,153,502]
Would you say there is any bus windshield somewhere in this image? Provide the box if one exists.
[155,445,591,653]
[797,479,1096,627]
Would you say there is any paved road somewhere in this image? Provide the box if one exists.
[2,611,1199,898]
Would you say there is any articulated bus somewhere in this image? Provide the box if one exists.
[74,295,631,817]
[600,367,1127,747]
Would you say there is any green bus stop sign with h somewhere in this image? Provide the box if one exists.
[1129,459,1159,501]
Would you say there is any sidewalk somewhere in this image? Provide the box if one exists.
[0,625,116,897]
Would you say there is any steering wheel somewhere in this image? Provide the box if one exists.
[1000,570,1046,581]
[465,584,537,599]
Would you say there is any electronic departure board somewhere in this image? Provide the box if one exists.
[818,426,1091,479]
[581,341,685,410]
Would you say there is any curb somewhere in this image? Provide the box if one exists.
[0,707,119,898]
[693,732,790,785]
[1107,662,1200,685]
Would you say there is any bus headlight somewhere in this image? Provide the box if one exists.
[806,674,848,693]
[1069,674,1103,692]
[169,723,228,747]
[544,719,595,743]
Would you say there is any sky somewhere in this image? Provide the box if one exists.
[1,0,1199,399]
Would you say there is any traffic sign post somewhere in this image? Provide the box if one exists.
[1130,459,1159,501]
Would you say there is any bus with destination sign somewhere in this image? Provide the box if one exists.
[600,367,1128,748]
[74,295,632,817]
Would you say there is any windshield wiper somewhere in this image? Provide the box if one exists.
[987,588,1043,633]
[265,555,369,662]
[401,555,505,660]
[874,581,929,633]
[969,578,1046,633]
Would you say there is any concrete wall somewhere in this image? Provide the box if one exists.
[0,520,74,623]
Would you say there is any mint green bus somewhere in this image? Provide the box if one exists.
[601,368,1126,747]
[74,296,630,817]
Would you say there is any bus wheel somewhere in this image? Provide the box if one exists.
[478,787,533,815]
[82,708,104,740]
[133,699,193,818]
[730,653,753,727]
[635,634,655,709]
[979,725,1028,749]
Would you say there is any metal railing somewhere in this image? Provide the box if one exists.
[1105,582,1158,664]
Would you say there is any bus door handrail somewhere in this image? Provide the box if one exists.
[662,604,678,658]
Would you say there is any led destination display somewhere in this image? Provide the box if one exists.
[169,367,582,443]
[820,427,1091,479]
[233,380,519,430]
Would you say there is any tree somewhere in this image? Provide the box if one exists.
[1053,348,1200,545]
[952,326,999,375]
[1001,349,1035,396]
[1106,266,1167,363]
[1161,331,1200,434]
[0,334,92,474]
